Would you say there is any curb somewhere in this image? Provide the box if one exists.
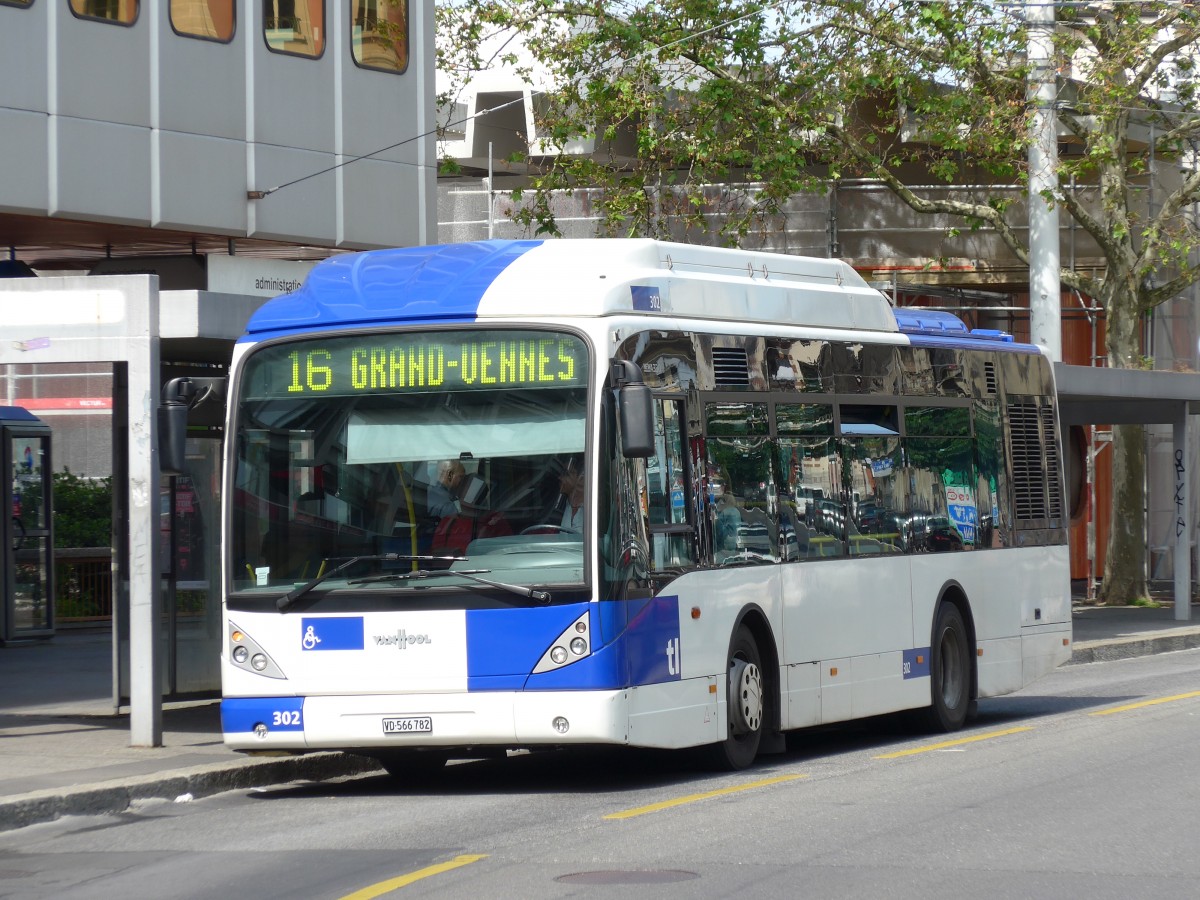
[0,751,380,833]
[1068,629,1200,665]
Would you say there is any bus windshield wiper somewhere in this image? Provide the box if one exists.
[276,554,463,611]
[350,568,551,603]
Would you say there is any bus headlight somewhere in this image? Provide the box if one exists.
[228,621,286,679]
[533,610,592,674]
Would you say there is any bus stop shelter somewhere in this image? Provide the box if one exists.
[0,274,263,746]
[1055,362,1200,621]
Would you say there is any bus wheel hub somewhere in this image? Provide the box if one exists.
[730,658,762,735]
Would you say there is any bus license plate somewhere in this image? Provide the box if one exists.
[382,716,432,735]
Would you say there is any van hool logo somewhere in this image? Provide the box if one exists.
[373,629,432,649]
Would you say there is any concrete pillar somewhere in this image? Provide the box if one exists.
[128,290,163,746]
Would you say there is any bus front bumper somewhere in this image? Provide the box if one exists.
[222,690,633,752]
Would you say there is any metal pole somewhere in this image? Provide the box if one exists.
[1174,408,1192,620]
[1027,0,1062,360]
[487,141,494,240]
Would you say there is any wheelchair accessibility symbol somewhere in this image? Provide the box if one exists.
[302,626,321,650]
[299,617,363,651]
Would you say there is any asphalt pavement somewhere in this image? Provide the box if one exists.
[2,601,1199,833]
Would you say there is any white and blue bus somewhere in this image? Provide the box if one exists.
[215,239,1071,772]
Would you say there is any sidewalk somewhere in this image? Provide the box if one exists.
[3,603,1200,833]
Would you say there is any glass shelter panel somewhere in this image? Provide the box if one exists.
[12,537,51,633]
[8,431,52,637]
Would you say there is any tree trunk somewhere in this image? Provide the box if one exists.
[1099,422,1146,604]
[1098,283,1148,605]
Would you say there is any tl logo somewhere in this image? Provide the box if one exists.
[665,637,681,676]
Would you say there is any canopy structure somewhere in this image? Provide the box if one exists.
[1055,363,1200,620]
[0,274,264,746]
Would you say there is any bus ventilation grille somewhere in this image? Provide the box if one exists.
[711,347,750,386]
[1009,403,1063,522]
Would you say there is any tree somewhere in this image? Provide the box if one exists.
[52,469,113,548]
[438,0,1200,603]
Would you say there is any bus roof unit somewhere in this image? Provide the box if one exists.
[244,239,900,339]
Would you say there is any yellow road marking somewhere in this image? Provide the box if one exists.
[603,773,806,820]
[873,726,1033,759]
[1090,690,1200,716]
[339,854,488,899]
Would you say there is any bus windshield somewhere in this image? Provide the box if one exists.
[229,329,590,595]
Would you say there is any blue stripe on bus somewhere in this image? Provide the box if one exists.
[466,604,588,677]
[221,697,304,733]
[465,596,682,691]
[903,647,931,679]
[242,240,544,339]
[540,601,681,688]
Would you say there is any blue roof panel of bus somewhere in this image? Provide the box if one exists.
[242,240,544,339]
[894,308,1039,352]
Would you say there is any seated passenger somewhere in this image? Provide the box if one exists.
[431,474,512,557]
[558,461,585,532]
[427,459,465,518]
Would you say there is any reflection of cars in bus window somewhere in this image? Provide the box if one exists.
[924,516,964,552]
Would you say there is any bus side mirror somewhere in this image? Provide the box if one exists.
[159,400,189,476]
[159,377,226,476]
[612,361,654,458]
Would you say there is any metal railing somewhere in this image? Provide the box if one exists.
[54,548,112,624]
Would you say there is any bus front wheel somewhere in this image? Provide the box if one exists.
[922,602,971,732]
[702,627,764,770]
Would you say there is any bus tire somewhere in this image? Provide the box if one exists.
[701,626,764,770]
[373,750,449,779]
[922,602,971,732]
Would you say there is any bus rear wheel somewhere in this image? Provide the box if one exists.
[922,602,971,732]
[702,627,764,770]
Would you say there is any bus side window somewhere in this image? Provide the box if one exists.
[647,398,695,570]
[705,402,776,566]
[776,403,839,559]
[904,406,973,552]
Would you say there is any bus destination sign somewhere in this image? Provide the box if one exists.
[244,331,587,398]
